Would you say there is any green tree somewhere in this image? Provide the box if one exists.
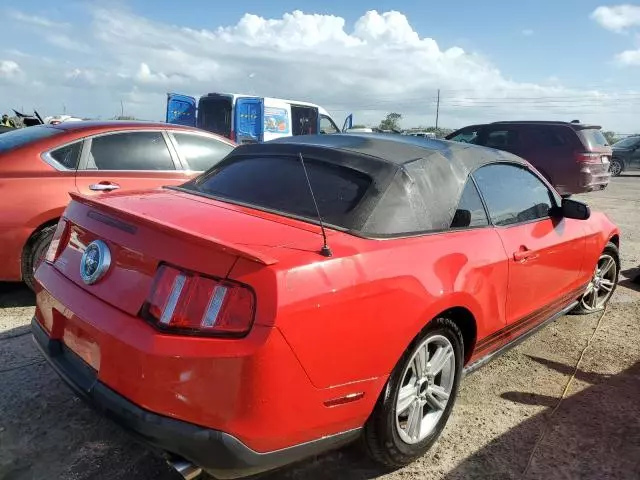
[379,113,402,131]
[112,115,139,121]
[602,131,617,145]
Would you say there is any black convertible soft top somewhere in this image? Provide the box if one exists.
[188,133,528,238]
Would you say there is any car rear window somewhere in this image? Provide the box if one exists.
[579,128,609,149]
[0,126,61,153]
[188,156,372,228]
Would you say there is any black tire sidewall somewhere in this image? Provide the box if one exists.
[23,226,55,290]
[572,242,620,315]
[376,319,464,460]
[610,159,623,177]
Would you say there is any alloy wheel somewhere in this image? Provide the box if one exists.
[395,335,456,444]
[609,160,622,177]
[580,254,617,312]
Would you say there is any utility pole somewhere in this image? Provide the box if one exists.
[120,100,124,118]
[435,89,440,131]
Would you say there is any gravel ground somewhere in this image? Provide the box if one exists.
[1,175,639,480]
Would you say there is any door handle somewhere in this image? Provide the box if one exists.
[89,183,120,192]
[513,247,538,262]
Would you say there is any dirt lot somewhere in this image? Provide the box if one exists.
[1,175,639,480]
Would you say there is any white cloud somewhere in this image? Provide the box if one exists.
[0,7,638,129]
[593,5,640,68]
[9,10,70,29]
[0,60,21,77]
[522,29,534,36]
[46,33,92,53]
[591,5,640,32]
[616,48,640,65]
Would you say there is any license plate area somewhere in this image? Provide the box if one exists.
[49,307,102,372]
[62,320,101,372]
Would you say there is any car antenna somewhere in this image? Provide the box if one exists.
[298,152,333,257]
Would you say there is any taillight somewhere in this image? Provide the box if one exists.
[575,152,601,163]
[44,219,69,264]
[144,265,255,336]
[229,130,236,142]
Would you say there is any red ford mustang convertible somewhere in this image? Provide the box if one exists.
[32,134,620,479]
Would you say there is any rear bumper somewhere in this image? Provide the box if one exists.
[578,165,610,192]
[554,163,611,196]
[32,318,360,479]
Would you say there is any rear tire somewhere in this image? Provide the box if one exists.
[362,317,463,468]
[22,225,56,291]
[571,242,619,315]
[609,159,623,177]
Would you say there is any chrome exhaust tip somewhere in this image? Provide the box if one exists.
[167,457,203,480]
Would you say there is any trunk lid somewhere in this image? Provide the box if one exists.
[52,188,327,315]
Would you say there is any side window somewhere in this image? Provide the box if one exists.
[173,133,234,171]
[450,180,489,228]
[484,129,520,150]
[49,141,82,170]
[86,132,174,171]
[473,164,555,226]
[448,127,481,144]
[523,127,567,148]
[319,115,339,134]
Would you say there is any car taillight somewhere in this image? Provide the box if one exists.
[145,265,255,336]
[229,130,236,142]
[44,219,69,264]
[575,152,601,163]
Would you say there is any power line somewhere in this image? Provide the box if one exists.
[435,89,440,130]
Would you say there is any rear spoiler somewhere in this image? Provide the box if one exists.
[68,192,279,266]
[572,124,602,130]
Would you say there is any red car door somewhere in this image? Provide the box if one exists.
[75,130,194,196]
[473,163,586,326]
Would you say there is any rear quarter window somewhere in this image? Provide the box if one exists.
[189,156,372,227]
[0,126,61,153]
[578,128,610,149]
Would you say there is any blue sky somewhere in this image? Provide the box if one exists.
[1,1,639,130]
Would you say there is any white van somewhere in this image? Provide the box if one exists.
[166,92,353,144]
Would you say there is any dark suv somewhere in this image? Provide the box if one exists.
[445,121,612,195]
[610,135,640,176]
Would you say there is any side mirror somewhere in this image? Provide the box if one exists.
[450,209,472,228]
[555,198,590,220]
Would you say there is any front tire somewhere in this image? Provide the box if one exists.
[22,225,56,290]
[572,242,619,315]
[362,317,463,468]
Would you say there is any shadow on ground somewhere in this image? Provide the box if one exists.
[0,282,35,308]
[620,268,640,293]
[442,360,640,480]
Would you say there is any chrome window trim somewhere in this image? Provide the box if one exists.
[40,138,86,171]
